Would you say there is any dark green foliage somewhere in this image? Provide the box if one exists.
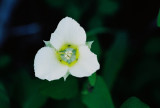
[0,82,9,108]
[87,35,102,60]
[67,97,86,108]
[88,73,96,86]
[157,9,160,27]
[98,0,119,16]
[120,97,150,108]
[40,76,78,100]
[12,70,47,108]
[0,0,159,107]
[82,76,114,108]
[0,55,11,68]
[87,28,110,37]
[103,31,128,90]
[145,37,160,54]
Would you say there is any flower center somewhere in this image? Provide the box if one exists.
[64,51,72,60]
[56,44,79,67]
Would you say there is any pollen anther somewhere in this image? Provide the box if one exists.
[56,44,79,67]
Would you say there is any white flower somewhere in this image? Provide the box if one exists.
[34,17,100,81]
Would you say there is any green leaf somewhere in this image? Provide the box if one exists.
[157,9,160,27]
[87,35,102,59]
[86,41,94,49]
[43,41,53,48]
[82,76,114,108]
[88,73,96,86]
[0,82,9,108]
[120,97,150,108]
[103,31,128,90]
[40,76,78,100]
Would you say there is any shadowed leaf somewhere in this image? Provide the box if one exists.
[0,82,9,108]
[0,55,11,68]
[120,97,150,108]
[103,31,128,90]
[145,37,160,54]
[98,0,119,15]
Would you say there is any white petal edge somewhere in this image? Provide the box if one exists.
[69,45,100,77]
[50,17,86,50]
[34,47,68,81]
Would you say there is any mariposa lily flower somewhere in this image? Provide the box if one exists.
[34,17,100,81]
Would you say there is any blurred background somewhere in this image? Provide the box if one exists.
[0,0,160,108]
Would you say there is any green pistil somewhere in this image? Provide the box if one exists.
[56,44,79,67]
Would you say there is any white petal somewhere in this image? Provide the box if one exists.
[34,47,68,81]
[50,17,86,50]
[69,45,100,77]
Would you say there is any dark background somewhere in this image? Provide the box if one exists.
[0,0,160,108]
